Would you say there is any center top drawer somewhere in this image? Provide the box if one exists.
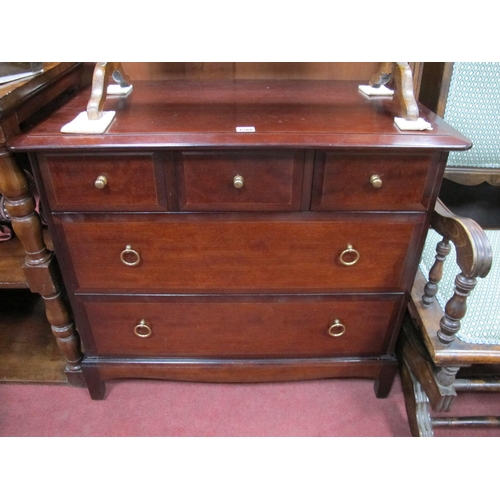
[175,150,306,212]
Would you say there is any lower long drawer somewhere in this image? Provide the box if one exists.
[76,294,403,358]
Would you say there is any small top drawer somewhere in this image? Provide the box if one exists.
[311,152,437,212]
[38,153,167,212]
[176,150,305,211]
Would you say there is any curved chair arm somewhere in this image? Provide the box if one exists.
[423,199,493,346]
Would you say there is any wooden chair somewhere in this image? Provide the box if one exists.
[399,62,500,436]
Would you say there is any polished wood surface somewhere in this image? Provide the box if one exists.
[9,78,471,399]
[312,152,440,211]
[120,62,383,82]
[55,214,421,293]
[80,295,401,358]
[9,80,471,151]
[0,63,86,385]
[39,152,167,211]
[177,150,305,211]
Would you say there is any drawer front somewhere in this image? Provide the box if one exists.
[38,153,167,211]
[56,214,421,293]
[311,152,437,211]
[176,150,305,211]
[80,295,402,358]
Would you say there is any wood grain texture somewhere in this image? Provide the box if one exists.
[0,289,66,383]
[9,80,472,152]
[11,75,471,399]
[176,150,305,211]
[312,152,438,211]
[120,62,382,82]
[55,213,420,293]
[0,236,29,287]
[79,294,401,357]
[39,152,168,211]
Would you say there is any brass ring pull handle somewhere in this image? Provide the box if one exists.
[134,319,152,338]
[370,174,382,188]
[233,175,244,189]
[95,175,108,189]
[339,244,360,266]
[328,319,346,337]
[120,245,141,266]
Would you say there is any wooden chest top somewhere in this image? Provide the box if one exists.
[9,80,471,152]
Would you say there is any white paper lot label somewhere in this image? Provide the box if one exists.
[236,126,256,132]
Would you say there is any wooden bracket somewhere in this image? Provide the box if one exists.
[86,62,132,120]
[370,62,420,121]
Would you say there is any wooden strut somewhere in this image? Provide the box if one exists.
[86,62,132,120]
[370,62,420,121]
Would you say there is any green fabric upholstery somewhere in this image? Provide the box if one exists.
[445,62,500,169]
[419,229,500,345]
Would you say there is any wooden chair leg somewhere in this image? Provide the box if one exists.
[400,358,434,437]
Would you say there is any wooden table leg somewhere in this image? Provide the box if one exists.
[0,150,84,385]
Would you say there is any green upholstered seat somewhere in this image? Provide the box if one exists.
[445,62,500,170]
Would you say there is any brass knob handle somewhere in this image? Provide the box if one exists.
[95,175,108,189]
[328,319,346,337]
[120,245,141,266]
[233,175,244,189]
[339,244,360,266]
[370,174,382,188]
[134,319,152,338]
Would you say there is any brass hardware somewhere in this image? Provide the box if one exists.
[370,174,382,188]
[233,175,244,189]
[95,175,107,189]
[339,244,360,266]
[134,319,152,338]
[120,245,141,266]
[328,319,346,337]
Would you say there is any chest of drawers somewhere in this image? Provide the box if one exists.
[9,79,471,399]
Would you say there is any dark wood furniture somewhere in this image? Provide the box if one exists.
[0,63,87,384]
[398,62,500,435]
[399,201,498,436]
[9,76,470,399]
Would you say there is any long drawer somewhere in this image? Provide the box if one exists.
[77,294,402,358]
[55,213,423,293]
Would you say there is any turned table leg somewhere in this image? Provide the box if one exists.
[0,150,84,385]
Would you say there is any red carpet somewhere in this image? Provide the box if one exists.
[1,375,499,437]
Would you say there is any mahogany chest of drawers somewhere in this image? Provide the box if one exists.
[9,79,471,399]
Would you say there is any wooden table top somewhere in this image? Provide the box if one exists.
[9,79,472,152]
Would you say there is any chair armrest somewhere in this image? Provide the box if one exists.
[431,198,492,279]
[423,199,493,346]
